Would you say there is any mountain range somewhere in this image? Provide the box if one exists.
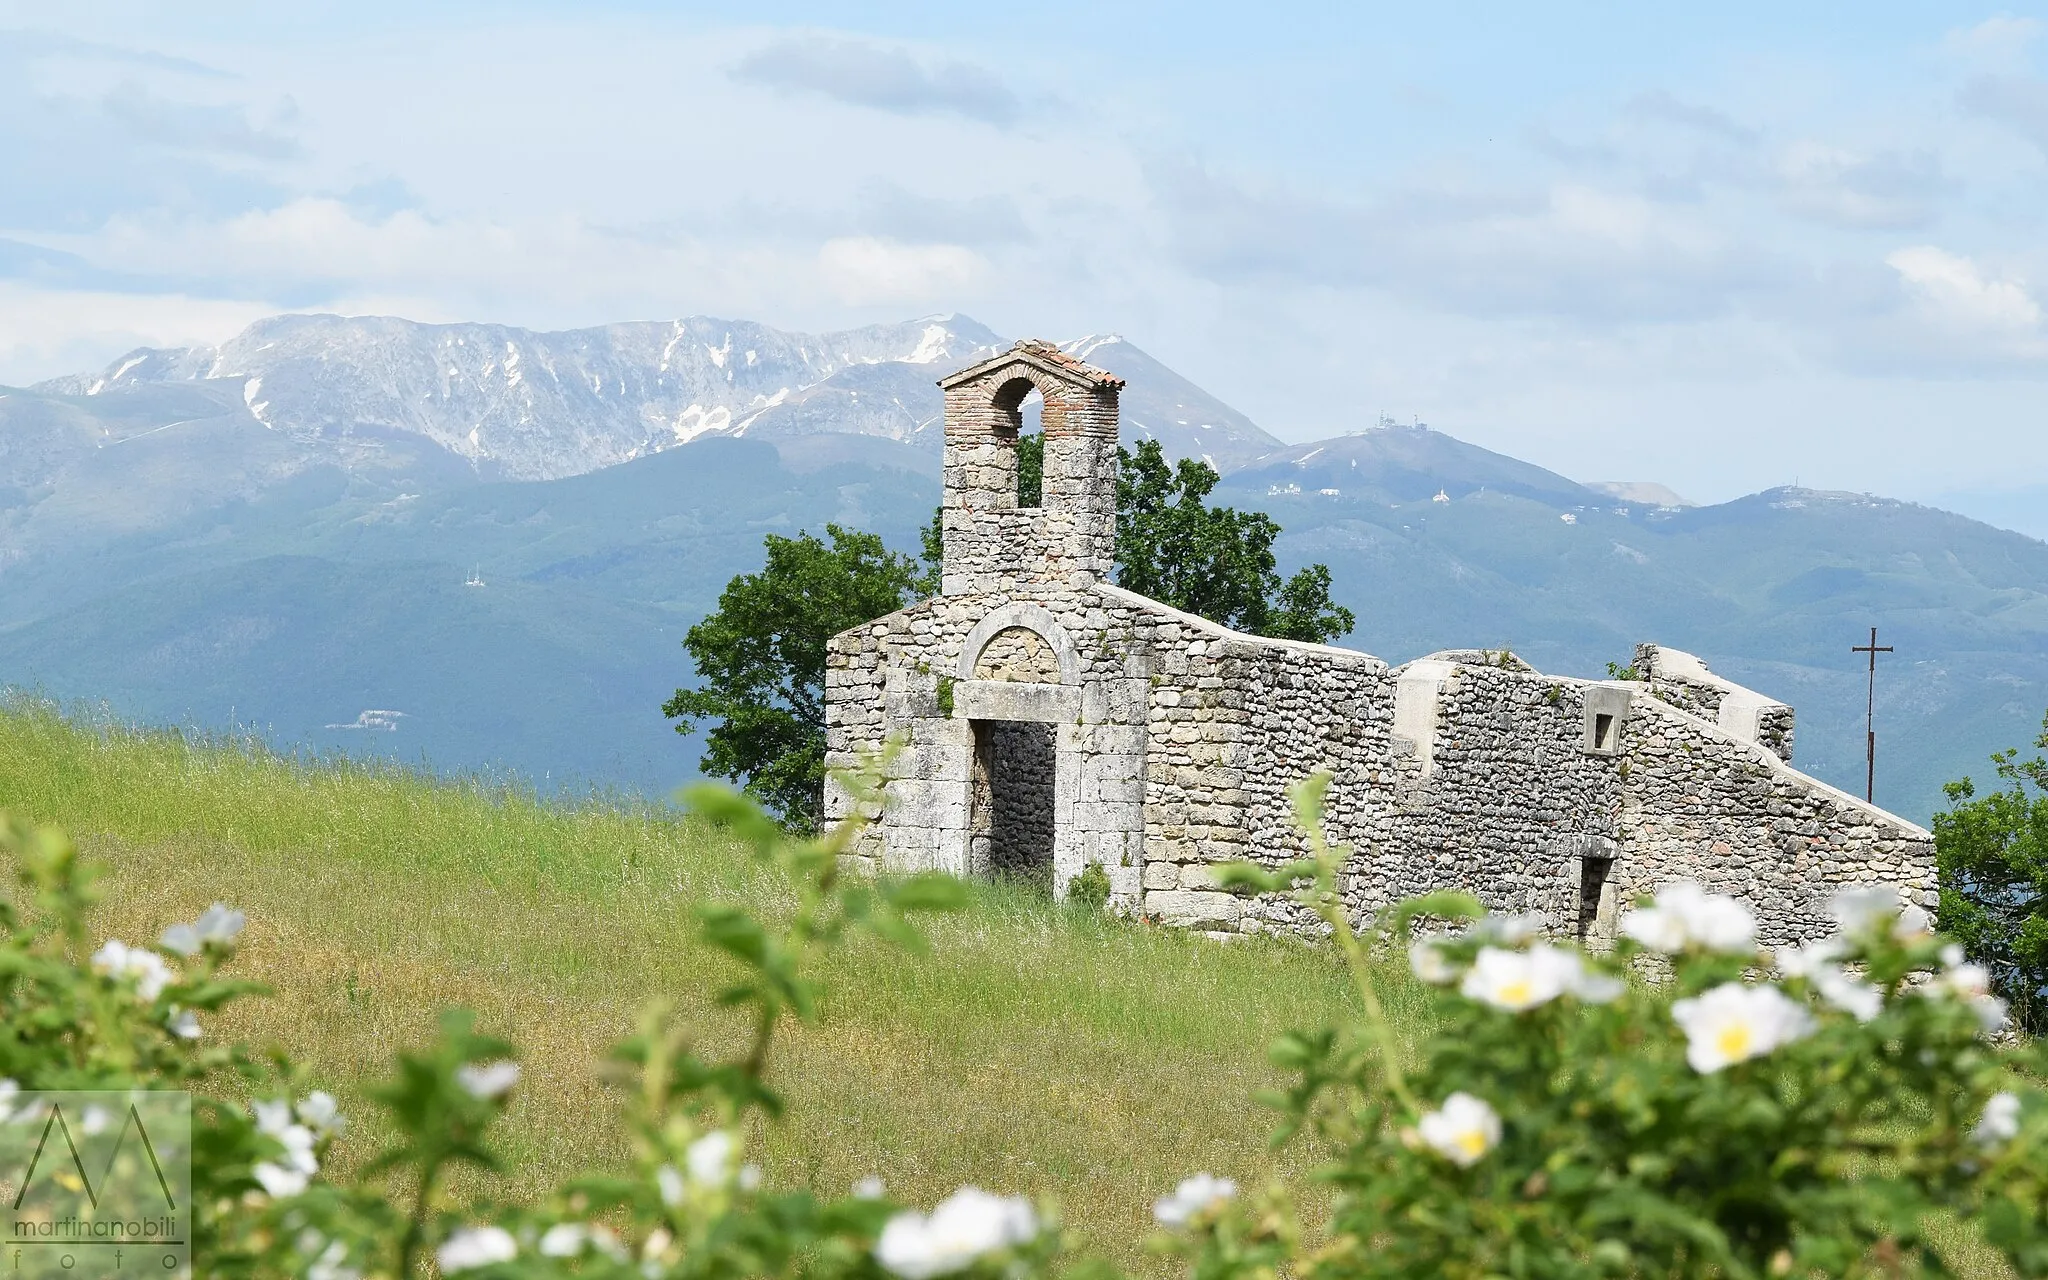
[4,311,2045,823]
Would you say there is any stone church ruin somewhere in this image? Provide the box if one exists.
[823,341,1935,945]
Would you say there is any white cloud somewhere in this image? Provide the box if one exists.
[1774,143,1943,230]
[5,7,2048,501]
[1886,245,2044,334]
[1941,15,2042,73]
[817,237,989,305]
[1153,162,1773,325]
[0,282,272,385]
[731,34,1019,126]
[1962,74,2048,153]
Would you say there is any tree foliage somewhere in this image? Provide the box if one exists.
[1115,439,1354,644]
[662,525,925,831]
[722,438,1353,822]
[1936,710,2048,1032]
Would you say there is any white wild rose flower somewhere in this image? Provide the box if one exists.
[252,1098,294,1138]
[456,1060,521,1100]
[681,1128,762,1190]
[1776,937,1883,1021]
[1671,981,1814,1073]
[1827,885,1930,943]
[90,940,172,1001]
[1974,1091,2022,1148]
[1923,960,2010,1033]
[1818,967,1884,1021]
[253,1161,311,1198]
[438,1226,517,1273]
[1775,937,1846,980]
[1152,1173,1236,1227]
[1829,885,1901,937]
[1813,969,1884,1023]
[167,1007,202,1039]
[875,1187,1039,1279]
[539,1222,627,1261]
[297,1091,345,1138]
[1621,882,1755,955]
[250,1097,319,1197]
[159,903,246,957]
[1460,944,1581,1012]
[641,1227,674,1265]
[299,1236,356,1277]
[1474,913,1543,945]
[1408,939,1458,985]
[1417,1092,1502,1167]
[306,1237,360,1280]
[656,1164,685,1207]
[1568,966,1627,1004]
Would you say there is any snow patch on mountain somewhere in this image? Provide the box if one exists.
[36,311,1291,480]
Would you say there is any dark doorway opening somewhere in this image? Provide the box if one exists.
[969,719,1056,891]
[1578,854,1614,941]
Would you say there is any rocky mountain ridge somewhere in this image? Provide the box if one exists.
[5,311,2044,821]
[32,313,1285,482]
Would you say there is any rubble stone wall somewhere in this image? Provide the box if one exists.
[974,719,1057,883]
[822,339,1935,950]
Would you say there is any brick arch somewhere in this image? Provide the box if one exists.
[958,603,1081,685]
[947,356,1095,444]
[985,373,1044,440]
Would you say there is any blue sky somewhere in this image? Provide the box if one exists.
[3,3,2047,514]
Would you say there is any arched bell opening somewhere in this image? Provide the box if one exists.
[988,376,1046,509]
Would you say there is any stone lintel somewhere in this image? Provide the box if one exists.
[954,680,1081,724]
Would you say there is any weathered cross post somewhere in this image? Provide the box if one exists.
[1851,626,1894,803]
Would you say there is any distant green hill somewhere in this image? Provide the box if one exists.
[1240,474,2048,821]
[4,372,2044,825]
[0,434,934,796]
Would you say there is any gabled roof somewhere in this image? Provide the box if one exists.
[937,339,1126,391]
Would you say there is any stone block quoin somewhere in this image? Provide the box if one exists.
[939,340,1124,596]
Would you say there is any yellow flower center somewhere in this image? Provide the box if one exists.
[1455,1130,1488,1158]
[1498,979,1533,1006]
[1714,1022,1754,1060]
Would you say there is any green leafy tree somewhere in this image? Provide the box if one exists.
[1116,439,1354,643]
[920,436,1353,643]
[919,436,1348,642]
[662,525,925,830]
[1936,710,2048,1032]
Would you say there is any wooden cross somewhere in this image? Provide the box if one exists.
[1851,626,1894,803]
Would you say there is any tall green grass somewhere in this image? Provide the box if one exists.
[0,697,1426,1268]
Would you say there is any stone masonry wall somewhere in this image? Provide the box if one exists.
[1129,629,1933,947]
[823,338,1934,950]
[827,582,1936,947]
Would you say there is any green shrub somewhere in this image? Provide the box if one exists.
[1067,863,1112,912]
[2,767,2045,1279]
[1937,709,2048,1033]
[1202,775,2048,1279]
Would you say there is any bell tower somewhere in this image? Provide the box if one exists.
[935,339,1123,597]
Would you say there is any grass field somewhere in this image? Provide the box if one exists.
[0,698,1424,1268]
